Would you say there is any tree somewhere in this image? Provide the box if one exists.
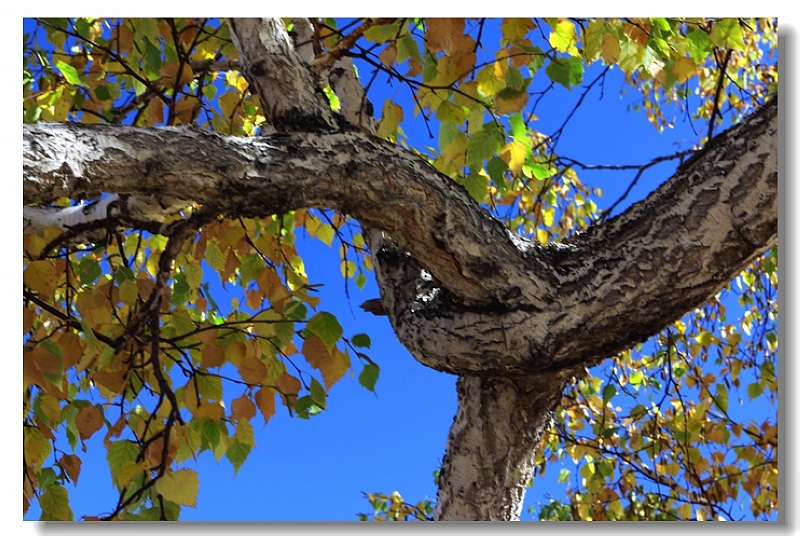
[23,17,778,521]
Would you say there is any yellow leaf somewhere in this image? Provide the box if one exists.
[476,66,504,97]
[225,341,247,367]
[38,394,62,425]
[377,101,403,139]
[193,402,225,421]
[549,20,579,56]
[322,348,351,391]
[24,427,49,466]
[115,460,146,488]
[672,56,696,83]
[501,18,536,43]
[225,71,249,94]
[24,260,58,300]
[501,140,529,174]
[155,469,199,508]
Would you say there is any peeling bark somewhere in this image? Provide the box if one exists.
[22,17,778,521]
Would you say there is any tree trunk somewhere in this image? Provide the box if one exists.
[435,374,571,520]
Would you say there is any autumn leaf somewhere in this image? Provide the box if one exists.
[255,387,276,424]
[231,395,257,422]
[238,355,268,385]
[671,56,696,83]
[155,469,199,507]
[76,404,103,444]
[600,33,621,64]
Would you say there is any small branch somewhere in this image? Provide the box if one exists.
[707,48,732,141]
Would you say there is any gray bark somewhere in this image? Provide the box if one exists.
[22,18,778,521]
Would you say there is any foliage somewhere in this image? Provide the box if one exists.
[23,18,777,520]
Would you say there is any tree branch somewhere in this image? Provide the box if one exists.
[23,97,777,376]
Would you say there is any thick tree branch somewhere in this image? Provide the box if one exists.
[23,98,777,377]
[227,18,337,131]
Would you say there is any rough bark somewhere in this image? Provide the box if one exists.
[23,98,778,377]
[434,373,574,520]
[22,18,778,521]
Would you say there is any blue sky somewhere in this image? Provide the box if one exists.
[19,16,786,525]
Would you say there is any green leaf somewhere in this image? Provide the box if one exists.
[712,19,745,50]
[193,418,222,452]
[359,363,380,393]
[486,157,509,191]
[364,22,401,43]
[94,85,112,101]
[747,382,764,400]
[306,312,344,350]
[155,469,199,507]
[687,29,713,62]
[226,440,252,475]
[351,333,371,349]
[78,255,101,285]
[467,129,501,167]
[602,384,617,403]
[437,100,466,122]
[205,241,226,272]
[355,273,368,289]
[143,37,163,80]
[310,377,327,409]
[523,162,553,180]
[107,440,140,487]
[545,57,584,89]
[55,60,84,87]
[294,395,323,419]
[39,484,74,521]
[714,383,729,412]
[461,172,488,202]
[171,272,191,306]
[557,468,571,484]
[239,253,264,284]
[397,32,421,65]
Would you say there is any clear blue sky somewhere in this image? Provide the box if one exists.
[18,15,787,525]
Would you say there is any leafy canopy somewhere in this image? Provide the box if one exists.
[23,18,777,521]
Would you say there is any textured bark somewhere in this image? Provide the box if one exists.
[434,373,572,520]
[226,18,337,131]
[23,98,778,377]
[22,18,778,521]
